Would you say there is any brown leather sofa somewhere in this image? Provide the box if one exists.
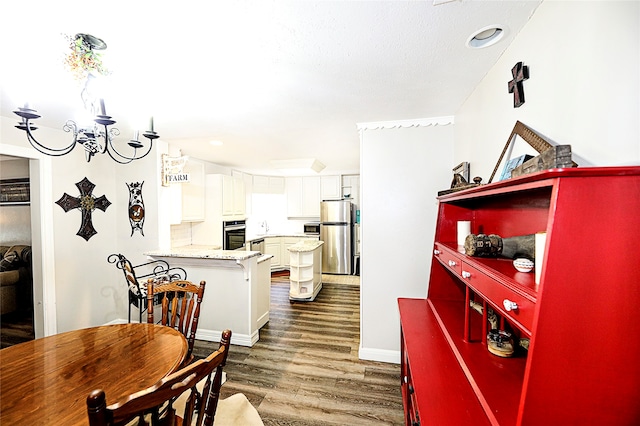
[0,245,32,315]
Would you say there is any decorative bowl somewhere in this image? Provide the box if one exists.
[513,257,534,273]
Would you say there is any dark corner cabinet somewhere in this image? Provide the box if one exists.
[398,167,640,425]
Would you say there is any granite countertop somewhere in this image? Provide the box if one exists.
[145,245,261,261]
[246,233,318,243]
[287,240,324,252]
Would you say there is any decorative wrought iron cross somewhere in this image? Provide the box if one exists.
[56,177,111,241]
[508,61,529,108]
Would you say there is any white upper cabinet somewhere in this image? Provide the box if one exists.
[206,174,246,220]
[179,159,206,222]
[320,175,342,200]
[286,176,321,218]
[232,176,246,216]
[221,174,234,216]
[218,175,245,219]
[253,175,285,194]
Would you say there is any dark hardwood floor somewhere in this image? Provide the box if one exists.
[0,310,34,349]
[193,274,404,425]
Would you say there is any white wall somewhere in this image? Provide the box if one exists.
[0,115,169,334]
[455,0,640,179]
[359,1,639,364]
[359,121,453,362]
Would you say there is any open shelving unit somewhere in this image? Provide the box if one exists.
[289,244,323,301]
[399,167,640,425]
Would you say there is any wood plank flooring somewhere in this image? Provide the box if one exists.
[193,274,404,425]
[0,310,34,349]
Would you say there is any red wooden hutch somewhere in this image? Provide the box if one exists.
[399,167,640,425]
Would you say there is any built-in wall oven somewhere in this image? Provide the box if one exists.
[223,220,246,250]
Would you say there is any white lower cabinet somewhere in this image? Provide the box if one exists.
[264,237,282,269]
[264,236,319,270]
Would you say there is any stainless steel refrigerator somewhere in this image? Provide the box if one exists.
[320,200,353,274]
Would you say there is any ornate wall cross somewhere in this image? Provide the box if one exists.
[508,61,529,108]
[56,177,111,241]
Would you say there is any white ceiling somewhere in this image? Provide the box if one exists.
[0,0,541,175]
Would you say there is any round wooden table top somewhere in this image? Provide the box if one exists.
[0,323,187,425]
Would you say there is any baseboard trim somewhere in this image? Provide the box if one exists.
[107,319,259,347]
[359,346,401,364]
[196,328,259,347]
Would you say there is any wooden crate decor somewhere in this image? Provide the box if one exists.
[510,145,574,178]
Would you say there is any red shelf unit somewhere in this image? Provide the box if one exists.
[399,167,640,425]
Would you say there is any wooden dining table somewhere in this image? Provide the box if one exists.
[0,323,187,425]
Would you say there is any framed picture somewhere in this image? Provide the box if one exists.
[498,155,533,181]
[0,178,30,205]
[453,162,470,182]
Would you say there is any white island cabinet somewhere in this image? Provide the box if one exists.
[145,246,272,347]
[288,240,323,301]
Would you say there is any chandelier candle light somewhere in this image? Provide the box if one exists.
[12,33,158,164]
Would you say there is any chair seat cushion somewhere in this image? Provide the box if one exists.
[213,393,264,426]
[172,373,263,425]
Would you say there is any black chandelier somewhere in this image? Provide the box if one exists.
[12,34,159,164]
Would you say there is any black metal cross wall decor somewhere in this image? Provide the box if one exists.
[56,177,111,241]
[508,61,529,108]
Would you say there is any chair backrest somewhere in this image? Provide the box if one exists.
[147,279,206,363]
[87,329,232,426]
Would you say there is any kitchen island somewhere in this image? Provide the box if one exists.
[145,245,272,347]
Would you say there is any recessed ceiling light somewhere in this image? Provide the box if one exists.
[209,140,223,146]
[466,25,505,49]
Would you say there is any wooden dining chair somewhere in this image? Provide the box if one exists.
[86,330,232,426]
[147,279,206,365]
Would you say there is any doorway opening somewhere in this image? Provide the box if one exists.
[0,143,57,345]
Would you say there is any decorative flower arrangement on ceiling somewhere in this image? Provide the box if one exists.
[63,33,109,81]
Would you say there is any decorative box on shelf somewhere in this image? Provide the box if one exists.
[399,166,640,425]
[0,178,30,205]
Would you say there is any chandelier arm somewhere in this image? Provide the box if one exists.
[98,124,110,155]
[105,135,154,163]
[105,146,135,165]
[21,120,79,156]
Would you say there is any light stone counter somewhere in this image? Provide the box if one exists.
[145,245,260,261]
[246,233,317,243]
[287,240,324,253]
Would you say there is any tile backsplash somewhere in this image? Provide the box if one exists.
[170,223,192,247]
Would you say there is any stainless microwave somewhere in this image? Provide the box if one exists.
[303,222,320,235]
